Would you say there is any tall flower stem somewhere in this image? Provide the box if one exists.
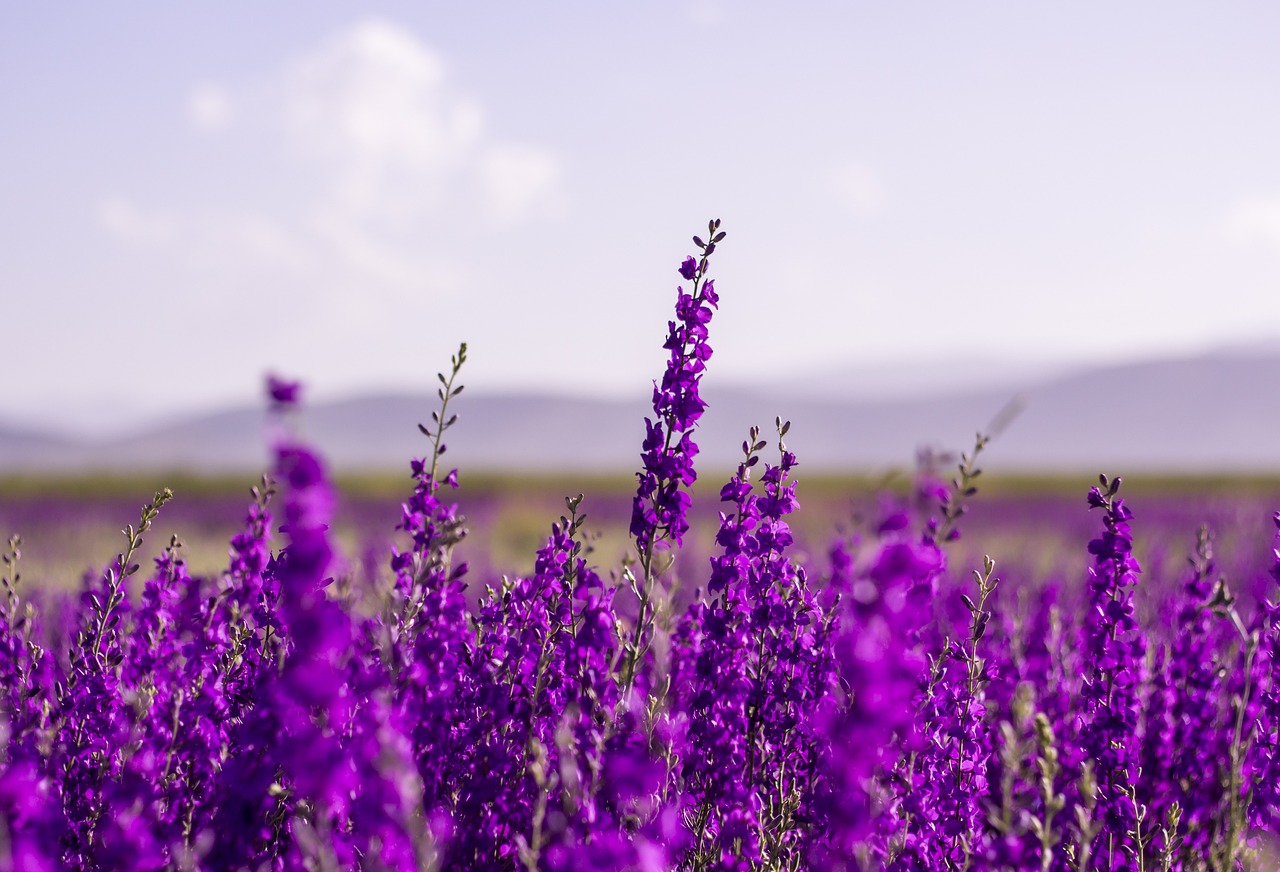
[620,219,724,699]
[422,343,467,490]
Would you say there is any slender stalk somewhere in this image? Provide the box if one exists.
[91,488,173,668]
[620,221,724,698]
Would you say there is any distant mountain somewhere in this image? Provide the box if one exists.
[749,356,1078,401]
[751,350,1280,472]
[0,420,82,469]
[3,351,1280,473]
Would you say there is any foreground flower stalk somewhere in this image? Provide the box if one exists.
[622,219,724,703]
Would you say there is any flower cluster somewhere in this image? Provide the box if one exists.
[673,420,835,869]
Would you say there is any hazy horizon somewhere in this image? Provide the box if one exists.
[7,4,1280,435]
[10,334,1280,439]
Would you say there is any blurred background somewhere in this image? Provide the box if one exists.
[5,2,1280,581]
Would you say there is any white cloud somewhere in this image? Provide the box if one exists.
[263,19,565,292]
[281,18,556,228]
[187,83,233,131]
[829,161,883,216]
[308,210,440,290]
[479,145,563,226]
[96,198,179,244]
[234,216,311,272]
[1224,199,1280,249]
[104,20,561,301]
[286,21,475,169]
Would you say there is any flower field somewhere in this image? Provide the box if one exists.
[2,221,1280,870]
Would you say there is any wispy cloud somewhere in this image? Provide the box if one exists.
[232,215,311,272]
[282,19,561,227]
[308,210,452,290]
[101,19,562,296]
[96,198,179,244]
[479,145,563,227]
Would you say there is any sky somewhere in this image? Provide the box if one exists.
[5,2,1280,435]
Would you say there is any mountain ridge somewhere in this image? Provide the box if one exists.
[3,351,1280,473]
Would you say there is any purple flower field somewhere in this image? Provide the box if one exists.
[3,221,1280,870]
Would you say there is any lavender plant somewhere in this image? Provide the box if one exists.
[2,220,1280,871]
[623,220,723,702]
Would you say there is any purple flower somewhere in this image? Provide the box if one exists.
[266,373,302,407]
[1070,475,1149,868]
[811,534,944,864]
[0,761,62,872]
[622,220,724,699]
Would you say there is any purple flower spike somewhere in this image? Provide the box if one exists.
[1073,474,1148,866]
[623,219,724,696]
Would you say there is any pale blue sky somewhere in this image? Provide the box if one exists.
[5,3,1280,433]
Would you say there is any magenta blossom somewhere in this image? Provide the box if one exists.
[266,373,302,407]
